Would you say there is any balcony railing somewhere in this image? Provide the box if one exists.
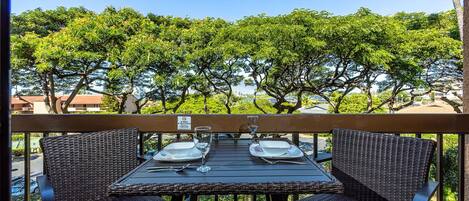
[11,114,469,201]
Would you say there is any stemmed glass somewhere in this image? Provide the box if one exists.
[247,116,259,142]
[193,126,212,173]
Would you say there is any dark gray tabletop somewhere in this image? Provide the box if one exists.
[108,139,343,196]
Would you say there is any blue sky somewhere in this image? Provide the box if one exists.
[13,0,454,20]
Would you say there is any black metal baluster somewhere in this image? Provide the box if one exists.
[24,132,31,201]
[42,132,49,173]
[139,132,144,157]
[157,133,162,151]
[251,194,256,201]
[458,133,465,201]
[415,132,422,138]
[313,133,318,159]
[292,132,299,146]
[436,133,443,201]
[394,133,401,136]
[233,194,238,201]
[177,134,181,140]
[215,195,219,201]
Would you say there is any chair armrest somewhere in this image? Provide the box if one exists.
[413,181,438,201]
[37,175,55,201]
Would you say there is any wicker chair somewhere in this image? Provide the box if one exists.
[36,128,163,201]
[300,128,437,201]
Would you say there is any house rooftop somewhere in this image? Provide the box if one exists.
[11,95,103,105]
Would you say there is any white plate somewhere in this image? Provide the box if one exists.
[259,140,291,156]
[164,142,195,156]
[249,143,304,159]
[153,146,208,162]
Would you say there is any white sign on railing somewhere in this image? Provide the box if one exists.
[177,116,191,130]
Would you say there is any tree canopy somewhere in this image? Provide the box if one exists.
[11,7,462,114]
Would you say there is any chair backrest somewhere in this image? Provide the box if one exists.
[331,129,436,201]
[40,128,140,201]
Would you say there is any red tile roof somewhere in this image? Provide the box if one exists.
[11,95,103,105]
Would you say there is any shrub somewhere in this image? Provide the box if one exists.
[12,134,24,141]
[12,148,24,156]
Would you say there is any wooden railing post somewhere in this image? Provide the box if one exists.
[0,0,11,200]
[464,0,469,199]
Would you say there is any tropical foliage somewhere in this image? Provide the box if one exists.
[11,7,462,115]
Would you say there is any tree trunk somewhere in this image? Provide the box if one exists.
[41,75,53,113]
[441,96,463,113]
[388,99,395,114]
[118,94,127,114]
[203,94,208,114]
[172,85,189,113]
[253,91,268,114]
[62,76,85,113]
[462,0,469,200]
[47,73,58,114]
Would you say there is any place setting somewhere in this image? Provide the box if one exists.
[247,116,306,165]
[150,126,213,173]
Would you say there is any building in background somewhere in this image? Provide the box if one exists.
[11,95,103,114]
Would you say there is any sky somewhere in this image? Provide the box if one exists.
[13,0,455,21]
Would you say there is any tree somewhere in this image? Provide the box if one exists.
[315,9,397,113]
[11,7,92,113]
[125,17,194,114]
[183,18,231,114]
[328,92,387,114]
[234,10,329,114]
[201,26,245,114]
[78,7,158,113]
[33,16,108,113]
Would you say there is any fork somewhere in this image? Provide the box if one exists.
[260,157,306,165]
[147,164,192,172]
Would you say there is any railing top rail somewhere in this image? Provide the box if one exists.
[12,114,469,133]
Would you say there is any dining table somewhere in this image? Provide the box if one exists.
[108,139,343,201]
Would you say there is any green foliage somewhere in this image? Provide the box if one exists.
[142,94,278,114]
[11,6,461,115]
[102,95,120,112]
[426,135,459,200]
[175,94,226,114]
[328,93,387,114]
[11,134,25,142]
[231,97,278,114]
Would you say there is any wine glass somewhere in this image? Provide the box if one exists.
[247,116,259,142]
[193,126,212,173]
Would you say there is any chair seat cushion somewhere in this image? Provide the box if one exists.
[299,194,357,201]
[111,196,164,201]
